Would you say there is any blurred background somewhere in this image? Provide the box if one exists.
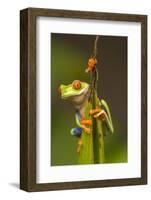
[51,33,127,166]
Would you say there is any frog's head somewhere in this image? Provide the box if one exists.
[59,80,90,108]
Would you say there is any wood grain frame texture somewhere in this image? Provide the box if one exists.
[20,7,147,192]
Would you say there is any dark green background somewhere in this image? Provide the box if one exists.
[51,33,127,166]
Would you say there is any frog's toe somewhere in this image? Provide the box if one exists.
[94,110,105,120]
[89,107,101,115]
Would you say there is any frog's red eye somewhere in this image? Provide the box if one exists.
[72,80,81,90]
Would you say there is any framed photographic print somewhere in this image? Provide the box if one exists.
[20,8,147,191]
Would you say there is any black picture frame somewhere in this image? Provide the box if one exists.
[20,7,147,192]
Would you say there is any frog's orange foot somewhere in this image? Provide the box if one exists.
[84,127,91,134]
[89,107,101,115]
[94,110,106,121]
[81,119,92,126]
[85,57,97,73]
[81,125,91,134]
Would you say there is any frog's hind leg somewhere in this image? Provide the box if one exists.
[70,128,83,153]
[77,137,83,153]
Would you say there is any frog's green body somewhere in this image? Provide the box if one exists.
[60,80,114,164]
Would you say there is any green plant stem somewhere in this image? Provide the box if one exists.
[78,90,105,164]
[78,35,105,164]
[78,102,94,164]
[92,89,105,163]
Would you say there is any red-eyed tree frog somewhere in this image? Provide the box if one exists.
[60,80,114,156]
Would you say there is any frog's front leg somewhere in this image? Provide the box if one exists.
[80,118,92,134]
[89,99,114,134]
[73,112,92,153]
[75,112,92,134]
[89,107,106,122]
